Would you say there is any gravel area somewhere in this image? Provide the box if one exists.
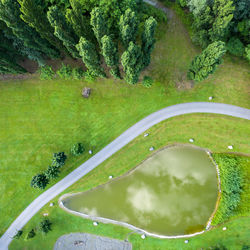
[54,233,132,250]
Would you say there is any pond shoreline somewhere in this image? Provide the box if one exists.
[59,144,221,239]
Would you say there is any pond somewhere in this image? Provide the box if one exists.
[61,145,218,236]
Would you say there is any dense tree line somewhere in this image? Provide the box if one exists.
[178,0,250,60]
[0,0,163,84]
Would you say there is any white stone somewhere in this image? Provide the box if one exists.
[185,240,189,243]
[189,138,194,143]
[141,234,146,239]
[149,147,155,151]
[93,221,98,226]
[209,96,213,100]
[144,133,149,137]
[49,203,54,207]
[223,227,227,231]
[109,175,113,179]
[89,150,93,154]
[228,145,233,150]
[43,213,48,216]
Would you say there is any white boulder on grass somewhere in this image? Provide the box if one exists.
[209,96,213,101]
[93,222,98,226]
[49,203,54,207]
[144,133,149,137]
[223,227,227,231]
[228,145,233,150]
[149,146,155,151]
[89,150,93,154]
[189,138,194,143]
[141,234,146,239]
[109,175,113,179]
[185,240,189,244]
[43,213,48,216]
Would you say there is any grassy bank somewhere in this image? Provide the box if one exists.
[9,114,250,249]
[1,2,249,243]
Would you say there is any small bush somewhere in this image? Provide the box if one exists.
[226,37,245,57]
[142,76,153,88]
[84,70,96,82]
[30,173,49,190]
[39,219,52,234]
[13,230,23,239]
[245,45,250,62]
[25,229,36,240]
[51,152,67,168]
[45,165,60,179]
[39,65,54,80]
[72,67,85,80]
[71,143,84,156]
[56,63,72,79]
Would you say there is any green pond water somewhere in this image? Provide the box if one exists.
[63,146,218,236]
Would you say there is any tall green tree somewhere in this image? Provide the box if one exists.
[66,0,94,40]
[18,0,63,51]
[0,0,59,60]
[141,16,157,68]
[209,0,235,41]
[76,37,105,77]
[187,41,226,81]
[121,41,142,84]
[119,8,138,48]
[0,30,26,74]
[47,6,79,58]
[101,35,120,78]
[90,7,108,44]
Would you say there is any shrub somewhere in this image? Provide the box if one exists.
[226,37,245,57]
[245,45,250,62]
[142,3,167,23]
[39,65,54,80]
[39,219,52,234]
[72,67,85,80]
[142,76,153,88]
[13,230,23,239]
[25,229,36,240]
[30,173,49,190]
[212,154,243,224]
[56,63,72,79]
[51,152,67,168]
[84,70,96,82]
[71,143,84,156]
[45,165,60,179]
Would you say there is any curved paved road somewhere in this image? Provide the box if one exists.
[1,102,250,250]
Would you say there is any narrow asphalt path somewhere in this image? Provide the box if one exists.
[1,102,250,249]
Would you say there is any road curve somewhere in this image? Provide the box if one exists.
[1,102,250,249]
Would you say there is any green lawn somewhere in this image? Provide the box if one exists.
[9,114,250,249]
[1,3,250,248]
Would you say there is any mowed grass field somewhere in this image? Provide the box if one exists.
[1,2,250,245]
[10,114,250,249]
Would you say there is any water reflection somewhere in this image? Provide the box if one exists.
[63,146,218,235]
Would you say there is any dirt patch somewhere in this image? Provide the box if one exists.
[54,233,132,250]
[176,73,194,90]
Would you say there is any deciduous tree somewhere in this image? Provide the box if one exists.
[187,41,226,81]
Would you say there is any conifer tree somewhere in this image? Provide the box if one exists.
[90,7,108,44]
[76,37,105,77]
[66,0,94,40]
[187,41,226,81]
[141,16,157,68]
[101,35,120,78]
[18,0,63,51]
[121,41,142,84]
[119,8,138,48]
[47,6,80,58]
[0,0,59,59]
